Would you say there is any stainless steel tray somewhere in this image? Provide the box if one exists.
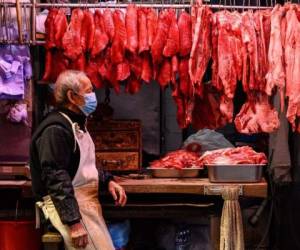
[207,164,264,183]
[148,168,201,178]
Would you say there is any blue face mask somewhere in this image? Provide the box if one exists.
[78,92,98,116]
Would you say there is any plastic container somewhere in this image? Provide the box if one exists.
[0,220,41,250]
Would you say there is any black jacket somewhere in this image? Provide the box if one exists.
[30,109,114,225]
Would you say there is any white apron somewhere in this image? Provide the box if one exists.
[36,112,115,250]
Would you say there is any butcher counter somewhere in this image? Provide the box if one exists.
[0,166,268,249]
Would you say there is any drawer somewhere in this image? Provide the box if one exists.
[88,120,141,131]
[96,152,140,171]
[91,130,139,151]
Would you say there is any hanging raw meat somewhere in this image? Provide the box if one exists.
[91,10,109,57]
[189,4,212,96]
[116,61,131,81]
[235,94,280,134]
[171,55,178,85]
[192,85,228,130]
[171,57,194,129]
[172,86,188,128]
[98,48,120,94]
[45,9,68,50]
[53,9,68,49]
[138,8,149,54]
[126,4,138,53]
[157,59,172,88]
[285,4,300,131]
[44,8,58,49]
[85,57,103,89]
[211,13,221,91]
[265,5,285,110]
[128,53,142,79]
[163,11,179,57]
[141,53,153,83]
[62,9,84,60]
[178,11,192,57]
[81,10,95,53]
[151,9,172,65]
[103,9,115,43]
[126,75,142,95]
[146,8,158,48]
[111,10,127,64]
[69,53,86,71]
[42,50,69,82]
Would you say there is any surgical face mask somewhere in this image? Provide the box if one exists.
[77,92,98,116]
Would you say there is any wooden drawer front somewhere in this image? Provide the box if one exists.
[88,120,141,131]
[91,131,139,151]
[96,152,139,171]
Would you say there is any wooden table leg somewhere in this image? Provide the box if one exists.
[210,215,221,250]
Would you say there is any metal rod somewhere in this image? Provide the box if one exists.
[0,2,273,9]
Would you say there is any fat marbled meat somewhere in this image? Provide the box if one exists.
[150,150,203,169]
[199,146,267,165]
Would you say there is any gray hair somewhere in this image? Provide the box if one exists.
[54,70,89,106]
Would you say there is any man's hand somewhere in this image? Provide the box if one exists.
[108,181,127,207]
[69,222,88,248]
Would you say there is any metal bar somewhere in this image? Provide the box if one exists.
[36,3,272,9]
[0,2,273,9]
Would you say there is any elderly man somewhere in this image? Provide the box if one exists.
[30,70,127,250]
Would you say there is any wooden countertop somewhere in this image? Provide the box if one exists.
[117,178,268,198]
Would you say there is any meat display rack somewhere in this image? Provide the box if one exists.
[0,0,274,45]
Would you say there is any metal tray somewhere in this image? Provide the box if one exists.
[207,164,264,183]
[148,168,201,178]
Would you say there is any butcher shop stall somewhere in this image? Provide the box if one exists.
[0,0,299,249]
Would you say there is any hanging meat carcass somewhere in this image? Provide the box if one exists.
[62,9,85,60]
[138,8,149,54]
[91,10,109,57]
[126,4,138,53]
[265,5,285,110]
[178,11,192,57]
[189,3,212,97]
[111,10,127,64]
[234,94,280,134]
[146,8,158,48]
[284,4,300,132]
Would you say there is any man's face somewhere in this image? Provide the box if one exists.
[67,77,93,107]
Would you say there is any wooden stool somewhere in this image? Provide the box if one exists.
[42,232,63,250]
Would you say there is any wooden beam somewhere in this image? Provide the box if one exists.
[118,178,268,198]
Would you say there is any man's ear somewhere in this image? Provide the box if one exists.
[67,89,76,105]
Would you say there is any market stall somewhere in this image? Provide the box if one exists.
[1,0,299,249]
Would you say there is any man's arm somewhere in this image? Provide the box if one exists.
[36,125,81,225]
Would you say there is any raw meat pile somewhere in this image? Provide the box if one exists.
[150,150,203,169]
[42,2,300,134]
[198,146,268,165]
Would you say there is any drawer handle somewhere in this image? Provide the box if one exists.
[101,159,124,168]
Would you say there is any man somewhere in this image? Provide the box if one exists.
[30,70,127,249]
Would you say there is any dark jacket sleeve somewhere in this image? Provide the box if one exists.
[98,170,114,191]
[36,125,81,225]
